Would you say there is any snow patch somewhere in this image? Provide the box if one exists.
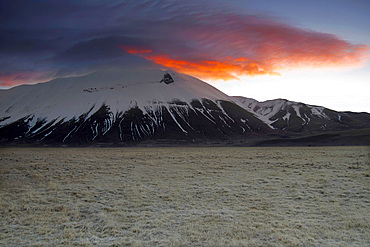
[166,106,188,134]
[311,107,329,119]
[282,112,291,121]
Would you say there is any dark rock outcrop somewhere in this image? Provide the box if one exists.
[160,73,174,84]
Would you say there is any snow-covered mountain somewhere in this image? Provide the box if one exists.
[0,68,268,144]
[233,96,370,133]
[0,68,369,145]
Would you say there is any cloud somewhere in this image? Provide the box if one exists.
[0,0,368,87]
[119,10,369,81]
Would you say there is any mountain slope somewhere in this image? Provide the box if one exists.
[0,68,269,144]
[233,96,370,133]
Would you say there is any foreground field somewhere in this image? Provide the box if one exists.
[0,146,369,246]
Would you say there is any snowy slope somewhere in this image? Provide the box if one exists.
[0,68,267,143]
[0,68,232,127]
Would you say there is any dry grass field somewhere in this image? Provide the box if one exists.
[0,146,369,246]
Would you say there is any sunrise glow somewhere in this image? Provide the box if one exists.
[121,43,368,82]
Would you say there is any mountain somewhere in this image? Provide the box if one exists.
[0,68,369,146]
[0,68,269,145]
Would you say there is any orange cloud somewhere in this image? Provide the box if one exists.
[149,55,240,80]
[120,47,281,80]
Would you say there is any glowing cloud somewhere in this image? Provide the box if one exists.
[120,11,369,81]
[120,48,280,80]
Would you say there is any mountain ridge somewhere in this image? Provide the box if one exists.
[233,96,370,133]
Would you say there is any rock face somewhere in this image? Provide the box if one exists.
[0,68,369,145]
[160,72,174,84]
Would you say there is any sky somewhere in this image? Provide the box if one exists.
[1,0,369,112]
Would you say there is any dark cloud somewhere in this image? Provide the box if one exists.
[55,37,128,61]
[0,0,368,87]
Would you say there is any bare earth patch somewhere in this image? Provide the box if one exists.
[0,146,369,246]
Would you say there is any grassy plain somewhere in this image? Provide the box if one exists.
[0,146,369,246]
